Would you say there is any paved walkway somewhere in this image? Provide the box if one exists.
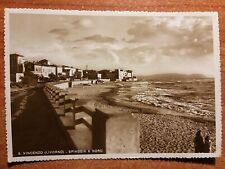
[12,87,76,157]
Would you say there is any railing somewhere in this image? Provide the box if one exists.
[43,83,140,153]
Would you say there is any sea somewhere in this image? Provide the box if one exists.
[115,78,215,121]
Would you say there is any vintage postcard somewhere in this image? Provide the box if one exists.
[4,9,221,162]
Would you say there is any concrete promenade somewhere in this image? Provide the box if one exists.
[11,87,76,157]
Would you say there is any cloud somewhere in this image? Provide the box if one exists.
[127,16,212,41]
[74,34,117,43]
[126,16,213,58]
[49,28,69,40]
[73,47,119,64]
[115,45,155,65]
[10,14,215,76]
[107,49,120,64]
[72,18,94,29]
[48,18,95,43]
[127,18,175,43]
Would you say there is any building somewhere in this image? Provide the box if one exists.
[25,61,57,78]
[83,70,98,80]
[10,54,136,83]
[115,69,133,81]
[56,66,63,76]
[97,73,102,79]
[74,68,83,79]
[10,54,25,82]
[98,70,110,79]
[63,66,76,78]
[127,70,133,78]
[116,69,127,81]
[33,65,56,78]
[98,69,116,81]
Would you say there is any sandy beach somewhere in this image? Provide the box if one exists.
[66,82,216,153]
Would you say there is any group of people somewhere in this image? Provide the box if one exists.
[194,130,211,153]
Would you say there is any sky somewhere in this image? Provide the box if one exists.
[10,13,215,76]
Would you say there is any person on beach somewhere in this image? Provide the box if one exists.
[194,130,205,153]
[204,135,211,153]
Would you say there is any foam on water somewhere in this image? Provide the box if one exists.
[117,79,215,120]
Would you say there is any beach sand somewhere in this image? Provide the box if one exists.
[66,82,216,153]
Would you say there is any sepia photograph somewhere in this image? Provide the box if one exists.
[4,9,221,162]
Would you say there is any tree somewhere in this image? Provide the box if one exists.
[21,71,38,86]
[48,73,58,82]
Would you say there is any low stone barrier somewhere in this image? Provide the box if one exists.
[92,109,140,153]
[43,83,140,153]
[54,80,99,90]
[54,82,69,89]
[72,80,97,86]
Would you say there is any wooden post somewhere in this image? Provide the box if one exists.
[63,94,66,115]
[72,98,79,129]
[71,98,76,128]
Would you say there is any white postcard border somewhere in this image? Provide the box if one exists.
[4,8,222,162]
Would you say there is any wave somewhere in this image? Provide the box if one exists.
[116,80,215,121]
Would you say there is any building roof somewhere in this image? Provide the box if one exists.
[10,53,24,57]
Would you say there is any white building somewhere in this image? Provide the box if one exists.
[33,65,56,78]
[127,70,133,78]
[117,69,127,80]
[97,73,102,79]
[116,69,133,81]
[56,66,63,75]
[63,66,76,77]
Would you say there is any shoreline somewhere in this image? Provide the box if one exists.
[66,82,216,153]
[102,84,215,124]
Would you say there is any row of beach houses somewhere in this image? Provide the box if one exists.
[10,54,137,83]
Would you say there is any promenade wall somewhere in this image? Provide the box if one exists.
[43,82,140,153]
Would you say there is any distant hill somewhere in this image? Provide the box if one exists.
[139,73,211,81]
